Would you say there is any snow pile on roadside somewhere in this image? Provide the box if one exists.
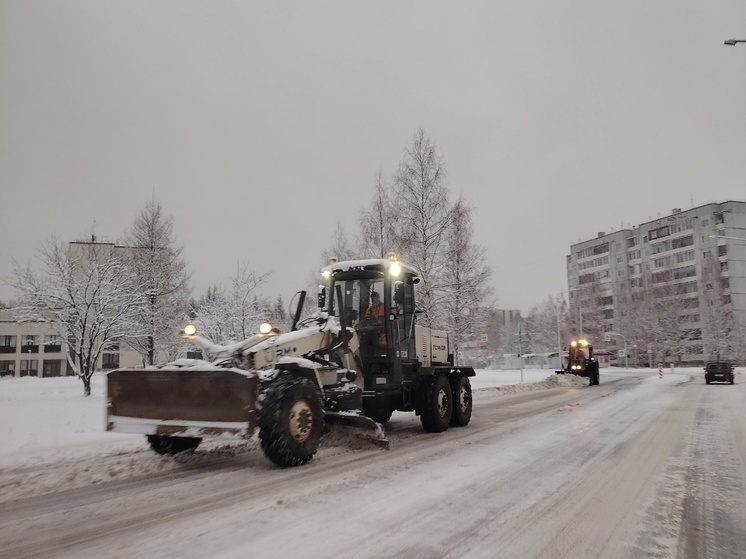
[476,373,588,394]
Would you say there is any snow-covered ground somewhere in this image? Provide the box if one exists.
[0,367,675,502]
[4,367,744,558]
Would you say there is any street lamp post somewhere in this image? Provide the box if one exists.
[518,323,524,382]
[25,346,32,377]
[724,39,746,46]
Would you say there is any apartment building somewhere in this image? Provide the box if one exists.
[566,201,746,365]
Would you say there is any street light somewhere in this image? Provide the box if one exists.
[724,39,746,46]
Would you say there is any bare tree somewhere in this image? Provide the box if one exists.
[393,129,453,328]
[125,199,191,365]
[525,295,565,353]
[359,170,398,258]
[699,258,745,363]
[11,238,145,395]
[321,222,359,264]
[193,264,271,343]
[440,196,493,361]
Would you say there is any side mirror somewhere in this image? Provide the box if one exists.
[317,286,326,309]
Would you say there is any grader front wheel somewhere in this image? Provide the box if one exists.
[259,377,324,467]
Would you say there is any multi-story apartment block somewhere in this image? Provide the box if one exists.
[566,201,746,365]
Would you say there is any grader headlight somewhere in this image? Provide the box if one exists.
[259,322,274,335]
[390,261,401,277]
[181,324,197,338]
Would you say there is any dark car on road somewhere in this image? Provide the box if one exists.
[704,361,735,385]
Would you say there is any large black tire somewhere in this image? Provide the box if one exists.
[147,435,202,455]
[363,400,393,424]
[450,375,473,427]
[259,376,324,467]
[420,375,453,433]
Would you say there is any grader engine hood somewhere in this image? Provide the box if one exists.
[415,325,450,367]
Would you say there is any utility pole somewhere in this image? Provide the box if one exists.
[518,322,524,382]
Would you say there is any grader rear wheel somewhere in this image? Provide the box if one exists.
[450,375,473,427]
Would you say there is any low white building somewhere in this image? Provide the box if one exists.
[0,308,142,377]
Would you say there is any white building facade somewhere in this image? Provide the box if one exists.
[567,201,746,366]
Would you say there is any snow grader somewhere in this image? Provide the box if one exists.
[106,255,475,467]
[555,338,600,385]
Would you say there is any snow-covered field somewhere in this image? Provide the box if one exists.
[0,367,670,502]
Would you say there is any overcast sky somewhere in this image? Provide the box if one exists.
[2,1,745,314]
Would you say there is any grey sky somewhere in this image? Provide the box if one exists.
[2,1,745,313]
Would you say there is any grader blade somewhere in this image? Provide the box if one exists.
[324,411,390,449]
[106,368,258,438]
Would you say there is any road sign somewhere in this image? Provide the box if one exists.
[618,349,626,358]
[604,332,611,342]
[480,334,488,343]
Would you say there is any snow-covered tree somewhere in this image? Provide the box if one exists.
[699,257,746,363]
[525,295,565,354]
[11,237,146,395]
[359,170,398,259]
[441,196,493,361]
[393,129,453,328]
[192,264,271,343]
[321,222,359,264]
[124,199,191,365]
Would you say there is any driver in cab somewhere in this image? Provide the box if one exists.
[364,291,386,350]
[366,291,385,323]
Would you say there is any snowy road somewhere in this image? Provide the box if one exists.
[2,369,745,558]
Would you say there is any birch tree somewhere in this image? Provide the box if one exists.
[441,196,493,360]
[393,129,453,328]
[11,237,145,395]
[525,295,565,353]
[359,170,399,258]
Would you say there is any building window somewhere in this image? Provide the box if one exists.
[672,236,694,250]
[721,261,729,273]
[0,360,15,376]
[43,335,62,353]
[102,353,120,369]
[0,335,16,354]
[22,335,39,353]
[701,218,709,227]
[718,245,727,257]
[20,359,39,377]
[715,213,724,225]
[650,226,671,240]
[43,360,62,377]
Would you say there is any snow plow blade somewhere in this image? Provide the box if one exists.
[324,411,390,449]
[106,368,258,438]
